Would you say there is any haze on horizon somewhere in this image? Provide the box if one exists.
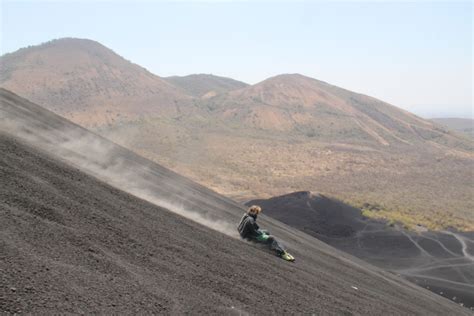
[1,1,472,118]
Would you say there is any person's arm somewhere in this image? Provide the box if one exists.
[246,217,262,237]
[253,221,269,235]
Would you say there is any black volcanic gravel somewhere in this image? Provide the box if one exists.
[248,192,474,310]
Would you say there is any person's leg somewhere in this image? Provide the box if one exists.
[256,234,285,255]
[267,236,285,255]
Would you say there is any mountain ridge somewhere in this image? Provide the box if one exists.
[1,38,469,150]
[164,73,249,97]
[206,73,468,149]
[0,38,192,127]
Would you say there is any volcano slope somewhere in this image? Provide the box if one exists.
[0,89,470,315]
[248,191,474,310]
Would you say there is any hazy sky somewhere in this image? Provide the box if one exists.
[1,1,472,118]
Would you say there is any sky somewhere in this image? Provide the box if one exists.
[1,1,472,118]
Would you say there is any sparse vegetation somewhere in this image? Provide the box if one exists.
[357,201,474,231]
[101,120,474,232]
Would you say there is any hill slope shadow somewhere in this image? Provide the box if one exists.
[248,191,474,310]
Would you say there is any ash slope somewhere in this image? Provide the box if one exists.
[247,191,474,310]
[0,89,470,315]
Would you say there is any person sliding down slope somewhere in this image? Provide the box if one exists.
[237,205,295,262]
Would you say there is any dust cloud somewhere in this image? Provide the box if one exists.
[0,114,239,238]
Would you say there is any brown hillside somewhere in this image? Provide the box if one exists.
[206,74,470,149]
[100,74,473,230]
[164,74,248,98]
[0,38,193,127]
